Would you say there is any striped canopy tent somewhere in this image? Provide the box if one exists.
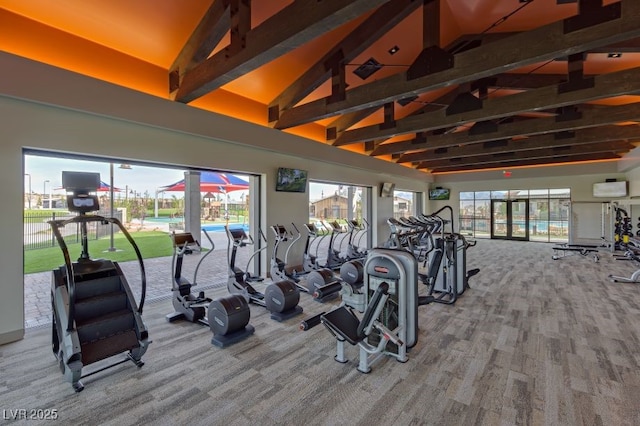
[160,172,248,193]
[97,181,122,192]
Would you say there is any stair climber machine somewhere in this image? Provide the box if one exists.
[48,171,150,392]
[269,224,309,294]
[165,229,254,348]
[225,225,303,321]
[319,248,419,373]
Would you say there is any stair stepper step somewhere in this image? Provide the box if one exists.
[80,329,140,366]
[74,292,129,322]
[77,310,135,344]
[73,274,124,300]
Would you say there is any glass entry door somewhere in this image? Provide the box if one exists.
[491,199,529,240]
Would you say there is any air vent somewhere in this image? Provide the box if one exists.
[353,58,382,80]
[557,0,577,4]
[397,95,418,107]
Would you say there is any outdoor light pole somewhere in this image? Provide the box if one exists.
[24,173,31,209]
[107,162,117,251]
[43,180,49,209]
[107,163,131,252]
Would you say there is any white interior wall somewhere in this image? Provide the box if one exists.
[429,171,629,233]
[3,51,640,344]
[0,53,430,344]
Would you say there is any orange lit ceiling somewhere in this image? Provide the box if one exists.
[2,0,640,174]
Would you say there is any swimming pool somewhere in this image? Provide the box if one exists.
[145,218,249,232]
[201,223,249,232]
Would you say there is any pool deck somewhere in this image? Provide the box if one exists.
[23,225,349,329]
[23,228,255,329]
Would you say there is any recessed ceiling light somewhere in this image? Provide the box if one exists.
[388,46,400,55]
[353,58,382,80]
[608,53,622,58]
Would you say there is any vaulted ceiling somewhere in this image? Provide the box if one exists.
[2,0,640,174]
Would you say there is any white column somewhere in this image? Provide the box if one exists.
[184,171,201,243]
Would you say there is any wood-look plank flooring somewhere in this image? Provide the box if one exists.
[2,239,640,425]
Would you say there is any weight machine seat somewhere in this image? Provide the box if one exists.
[321,282,389,345]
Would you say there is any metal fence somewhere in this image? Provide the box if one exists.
[24,209,124,250]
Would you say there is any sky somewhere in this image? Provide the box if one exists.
[23,154,356,202]
[25,155,186,198]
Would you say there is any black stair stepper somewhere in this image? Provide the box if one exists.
[74,292,129,322]
[69,259,119,281]
[77,310,135,344]
[74,275,123,300]
[81,329,139,366]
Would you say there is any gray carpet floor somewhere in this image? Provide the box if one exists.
[2,239,640,425]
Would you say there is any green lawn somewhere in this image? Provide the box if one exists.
[24,231,174,274]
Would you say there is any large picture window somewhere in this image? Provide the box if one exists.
[460,188,570,242]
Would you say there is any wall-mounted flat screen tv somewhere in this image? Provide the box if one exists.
[429,187,450,200]
[275,167,308,193]
[380,182,395,197]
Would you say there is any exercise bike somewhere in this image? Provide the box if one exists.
[166,229,255,348]
[225,225,303,321]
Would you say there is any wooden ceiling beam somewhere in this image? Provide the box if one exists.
[588,37,640,53]
[333,65,640,146]
[424,152,623,173]
[274,0,640,129]
[398,125,640,163]
[329,86,460,144]
[268,0,422,118]
[370,103,639,156]
[328,107,381,135]
[169,0,231,94]
[486,73,570,91]
[417,141,632,170]
[445,33,640,55]
[175,0,388,103]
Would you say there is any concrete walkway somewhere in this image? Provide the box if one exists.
[24,225,362,329]
[23,230,255,329]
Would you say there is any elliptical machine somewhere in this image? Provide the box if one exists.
[165,229,255,348]
[322,220,350,269]
[269,224,308,293]
[301,222,322,272]
[49,171,150,392]
[226,225,303,321]
[166,231,212,325]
